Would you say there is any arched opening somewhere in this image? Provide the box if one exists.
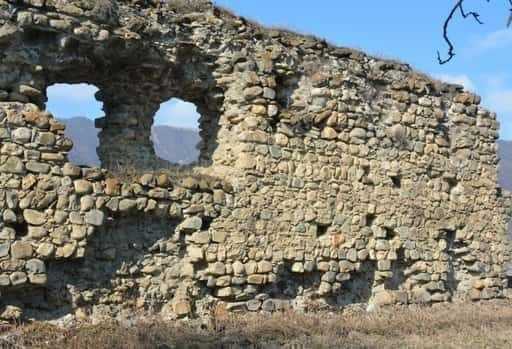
[44,76,221,172]
[46,84,102,167]
[152,98,200,165]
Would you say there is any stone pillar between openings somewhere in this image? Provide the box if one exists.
[95,88,166,171]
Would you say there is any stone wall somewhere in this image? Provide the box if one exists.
[0,0,510,322]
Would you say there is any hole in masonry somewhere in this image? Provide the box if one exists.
[384,227,396,239]
[153,98,201,165]
[390,175,401,188]
[12,221,28,237]
[202,216,214,230]
[366,214,376,226]
[46,83,102,167]
[317,224,329,237]
[22,28,58,46]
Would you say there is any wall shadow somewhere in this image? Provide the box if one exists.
[2,213,183,321]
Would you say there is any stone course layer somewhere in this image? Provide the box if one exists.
[0,0,511,321]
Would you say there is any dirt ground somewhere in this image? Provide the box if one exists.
[1,300,512,348]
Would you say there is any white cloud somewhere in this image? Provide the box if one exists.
[474,29,512,52]
[154,99,200,129]
[434,74,476,92]
[487,90,512,114]
[47,83,99,102]
[478,75,512,139]
[482,74,509,90]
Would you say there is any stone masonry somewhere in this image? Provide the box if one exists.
[0,0,511,321]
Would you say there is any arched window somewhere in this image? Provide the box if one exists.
[46,84,102,167]
[152,98,200,165]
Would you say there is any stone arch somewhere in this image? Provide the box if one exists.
[25,41,224,171]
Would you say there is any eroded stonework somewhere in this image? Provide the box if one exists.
[0,0,511,322]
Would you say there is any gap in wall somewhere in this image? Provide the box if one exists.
[152,98,201,165]
[46,83,102,167]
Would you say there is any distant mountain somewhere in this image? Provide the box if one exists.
[151,125,201,165]
[62,117,101,167]
[60,117,200,166]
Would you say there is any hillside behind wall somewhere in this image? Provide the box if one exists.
[0,0,511,322]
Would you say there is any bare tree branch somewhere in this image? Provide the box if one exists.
[439,0,512,64]
[507,0,512,26]
[438,0,489,65]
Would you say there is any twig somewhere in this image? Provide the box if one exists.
[507,0,512,27]
[438,0,489,65]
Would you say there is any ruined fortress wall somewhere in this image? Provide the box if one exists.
[0,0,510,321]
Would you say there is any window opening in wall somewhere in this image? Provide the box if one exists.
[153,98,200,165]
[46,84,102,167]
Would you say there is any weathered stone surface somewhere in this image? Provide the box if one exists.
[85,210,104,226]
[12,127,32,143]
[247,274,266,285]
[0,305,22,321]
[0,0,509,324]
[71,225,87,240]
[25,259,46,274]
[0,243,10,258]
[63,163,81,177]
[74,180,93,194]
[36,243,55,258]
[119,199,137,212]
[23,209,46,225]
[179,217,202,233]
[258,261,273,273]
[172,300,191,317]
[26,161,50,173]
[3,209,16,223]
[10,272,28,286]
[0,157,24,173]
[11,242,33,259]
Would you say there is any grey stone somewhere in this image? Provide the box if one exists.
[23,209,46,225]
[0,157,25,174]
[119,199,137,212]
[10,272,28,286]
[85,210,104,226]
[350,127,367,139]
[246,299,261,311]
[74,180,93,194]
[261,299,275,312]
[257,260,273,273]
[210,262,226,276]
[36,132,56,146]
[179,216,202,233]
[25,258,46,274]
[28,226,48,239]
[26,161,50,173]
[12,127,32,143]
[2,209,16,223]
[0,243,10,258]
[11,241,33,259]
[63,163,81,177]
[71,225,87,240]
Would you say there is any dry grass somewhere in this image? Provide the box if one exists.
[166,0,211,13]
[106,163,196,183]
[106,163,227,191]
[2,300,512,348]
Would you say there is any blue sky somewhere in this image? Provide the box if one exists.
[48,1,512,138]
